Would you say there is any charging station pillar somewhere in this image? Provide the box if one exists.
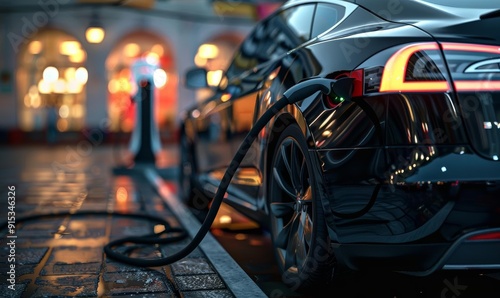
[129,79,161,164]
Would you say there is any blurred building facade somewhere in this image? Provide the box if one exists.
[0,0,282,143]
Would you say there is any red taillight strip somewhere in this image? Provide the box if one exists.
[467,232,500,241]
[379,43,451,92]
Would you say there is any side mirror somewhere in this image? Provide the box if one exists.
[185,68,208,89]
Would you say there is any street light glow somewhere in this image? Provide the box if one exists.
[86,27,105,44]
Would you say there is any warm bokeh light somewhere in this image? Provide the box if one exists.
[64,67,76,80]
[119,68,131,78]
[23,95,30,108]
[154,224,166,234]
[124,43,140,57]
[31,95,41,108]
[69,49,86,63]
[151,44,164,56]
[153,68,167,88]
[145,51,160,65]
[194,53,207,67]
[53,78,66,93]
[38,79,51,94]
[29,40,42,54]
[106,32,177,133]
[116,187,128,203]
[72,104,84,118]
[57,118,68,131]
[59,105,70,118]
[25,92,42,108]
[198,43,219,59]
[207,70,223,87]
[118,78,131,93]
[121,118,133,132]
[221,93,231,102]
[75,67,88,84]
[235,233,247,241]
[28,85,38,96]
[66,79,83,94]
[85,27,105,43]
[43,66,59,83]
[19,28,88,132]
[219,215,232,224]
[60,41,81,55]
[108,79,119,94]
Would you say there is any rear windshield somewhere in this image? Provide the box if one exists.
[424,0,499,9]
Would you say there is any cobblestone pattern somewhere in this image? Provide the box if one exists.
[0,147,233,297]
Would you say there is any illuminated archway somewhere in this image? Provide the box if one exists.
[17,28,87,132]
[106,31,176,133]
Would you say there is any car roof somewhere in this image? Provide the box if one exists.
[285,0,493,22]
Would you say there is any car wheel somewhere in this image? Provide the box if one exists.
[268,124,335,291]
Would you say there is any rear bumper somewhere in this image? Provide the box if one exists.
[316,145,500,245]
[333,228,500,275]
[441,228,500,271]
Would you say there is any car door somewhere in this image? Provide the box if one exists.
[198,4,317,214]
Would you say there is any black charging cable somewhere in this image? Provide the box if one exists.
[1,78,338,267]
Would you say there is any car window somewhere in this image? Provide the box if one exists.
[311,3,346,37]
[278,4,316,43]
[222,4,315,93]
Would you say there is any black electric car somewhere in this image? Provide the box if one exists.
[179,0,500,290]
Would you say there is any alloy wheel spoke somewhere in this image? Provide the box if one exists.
[275,212,298,249]
[279,142,293,181]
[303,212,313,247]
[273,168,295,198]
[284,215,301,269]
[289,142,303,193]
[299,159,308,195]
[270,202,295,218]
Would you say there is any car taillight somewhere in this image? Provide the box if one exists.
[467,232,500,241]
[379,43,451,92]
[376,42,500,93]
[441,43,500,92]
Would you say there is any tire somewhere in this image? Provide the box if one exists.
[268,123,335,291]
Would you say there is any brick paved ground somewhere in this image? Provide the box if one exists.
[0,146,240,297]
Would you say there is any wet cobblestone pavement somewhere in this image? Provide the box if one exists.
[0,146,242,297]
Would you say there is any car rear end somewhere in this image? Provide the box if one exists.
[329,1,500,274]
[423,12,500,271]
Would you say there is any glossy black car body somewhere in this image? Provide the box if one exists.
[180,0,500,289]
